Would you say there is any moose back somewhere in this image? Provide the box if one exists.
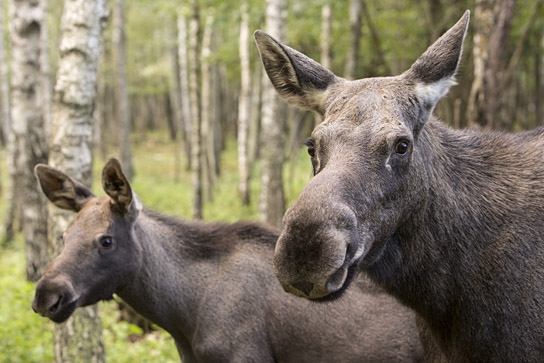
[256,10,544,363]
[31,159,423,363]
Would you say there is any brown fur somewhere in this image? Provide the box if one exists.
[32,159,424,363]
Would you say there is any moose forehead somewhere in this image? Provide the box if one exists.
[321,77,421,129]
[314,78,420,148]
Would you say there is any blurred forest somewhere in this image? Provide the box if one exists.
[1,0,544,361]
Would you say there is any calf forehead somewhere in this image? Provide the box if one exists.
[65,196,112,237]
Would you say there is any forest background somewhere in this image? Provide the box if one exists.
[1,0,543,361]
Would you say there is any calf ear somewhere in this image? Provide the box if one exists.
[34,164,95,212]
[254,30,340,115]
[404,10,470,111]
[102,158,142,220]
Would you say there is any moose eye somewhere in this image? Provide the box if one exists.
[304,138,316,158]
[395,140,410,155]
[99,236,113,249]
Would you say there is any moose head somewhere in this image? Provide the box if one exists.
[255,12,470,299]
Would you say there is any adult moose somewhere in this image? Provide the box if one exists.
[31,159,424,363]
[255,10,544,363]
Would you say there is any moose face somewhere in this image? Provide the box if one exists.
[255,12,469,299]
[274,78,431,299]
[32,159,142,322]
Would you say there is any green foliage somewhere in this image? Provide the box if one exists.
[0,234,54,363]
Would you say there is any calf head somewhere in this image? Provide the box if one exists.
[32,158,142,322]
[255,11,469,299]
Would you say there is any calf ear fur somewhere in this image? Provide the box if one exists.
[34,164,95,212]
[102,158,142,220]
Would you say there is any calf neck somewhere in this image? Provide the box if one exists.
[255,10,544,362]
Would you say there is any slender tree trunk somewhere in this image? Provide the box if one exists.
[259,0,287,228]
[169,19,183,182]
[425,0,444,41]
[320,1,332,70]
[178,13,192,171]
[344,0,362,79]
[9,0,49,281]
[41,0,52,142]
[189,0,202,219]
[113,0,133,179]
[238,0,251,205]
[361,0,390,76]
[248,58,262,164]
[0,1,9,148]
[201,13,215,202]
[0,0,13,243]
[486,0,514,129]
[466,0,515,129]
[48,0,108,360]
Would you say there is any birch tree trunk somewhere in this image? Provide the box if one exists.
[259,0,287,228]
[1,0,14,243]
[0,1,10,146]
[48,0,108,360]
[344,0,362,79]
[320,1,332,70]
[189,0,203,219]
[201,13,215,202]
[9,0,49,280]
[178,13,192,171]
[113,0,133,180]
[238,0,251,205]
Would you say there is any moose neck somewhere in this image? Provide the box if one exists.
[115,210,212,344]
[367,119,544,339]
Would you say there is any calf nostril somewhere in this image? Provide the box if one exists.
[48,295,63,315]
[291,280,314,296]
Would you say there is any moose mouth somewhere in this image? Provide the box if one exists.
[283,243,365,302]
[310,262,361,303]
[33,294,80,323]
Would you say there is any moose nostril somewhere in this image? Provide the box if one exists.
[291,280,314,296]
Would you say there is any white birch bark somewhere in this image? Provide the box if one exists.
[238,0,251,205]
[189,0,202,219]
[259,0,287,228]
[178,13,192,170]
[9,0,49,280]
[48,0,108,360]
[201,13,215,202]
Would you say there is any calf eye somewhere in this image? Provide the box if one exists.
[100,236,113,249]
[395,140,410,155]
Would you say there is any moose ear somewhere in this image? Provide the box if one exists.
[404,10,470,110]
[254,30,340,115]
[101,158,142,219]
[34,164,95,212]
